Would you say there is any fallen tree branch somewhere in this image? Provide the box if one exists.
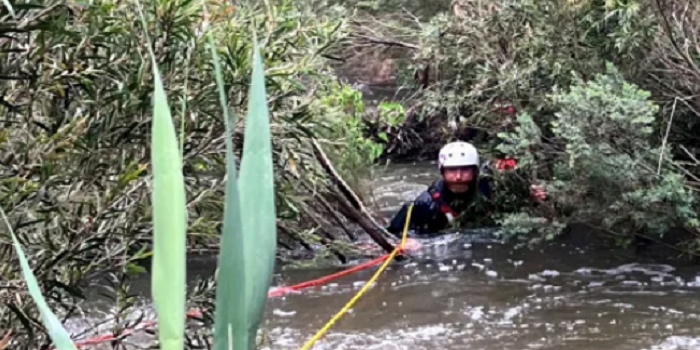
[300,182,358,241]
[331,192,396,254]
[310,138,397,253]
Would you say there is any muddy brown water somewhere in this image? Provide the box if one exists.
[67,161,700,350]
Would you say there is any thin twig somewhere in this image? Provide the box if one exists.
[349,33,419,50]
[657,97,677,174]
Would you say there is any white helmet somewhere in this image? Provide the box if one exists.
[438,141,479,170]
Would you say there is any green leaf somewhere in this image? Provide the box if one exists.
[139,3,187,350]
[209,33,276,350]
[0,208,78,350]
[237,39,277,349]
[149,47,187,350]
[206,26,246,350]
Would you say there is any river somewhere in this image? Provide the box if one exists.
[65,161,700,350]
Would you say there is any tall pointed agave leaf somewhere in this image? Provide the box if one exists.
[0,208,78,350]
[237,40,277,349]
[149,60,187,350]
[205,29,246,350]
[139,5,187,350]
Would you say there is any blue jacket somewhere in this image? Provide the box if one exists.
[386,166,493,237]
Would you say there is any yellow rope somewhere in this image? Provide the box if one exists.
[297,204,414,350]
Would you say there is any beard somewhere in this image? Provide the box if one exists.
[446,182,470,193]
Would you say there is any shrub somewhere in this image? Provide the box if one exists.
[497,64,699,244]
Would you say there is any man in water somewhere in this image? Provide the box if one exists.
[386,141,546,238]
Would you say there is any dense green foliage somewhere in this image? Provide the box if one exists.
[498,65,697,245]
[0,0,382,347]
[359,0,700,249]
[4,16,277,350]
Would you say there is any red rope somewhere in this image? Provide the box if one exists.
[63,250,400,349]
[266,253,392,297]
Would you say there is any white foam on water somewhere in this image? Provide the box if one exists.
[646,336,700,350]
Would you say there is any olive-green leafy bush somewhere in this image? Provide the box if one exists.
[497,64,698,244]
[0,0,380,347]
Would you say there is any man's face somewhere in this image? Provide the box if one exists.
[442,166,476,193]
